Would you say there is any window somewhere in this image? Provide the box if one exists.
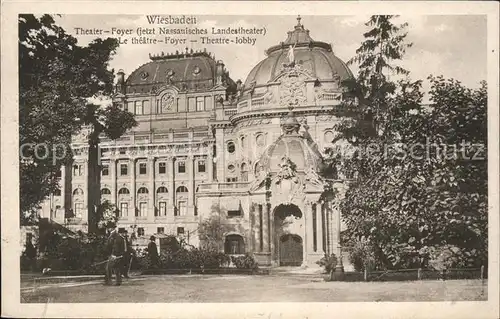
[101,188,111,195]
[226,177,237,182]
[157,186,168,194]
[177,227,185,235]
[158,201,167,216]
[197,160,206,173]
[120,202,128,217]
[196,97,205,111]
[53,189,61,196]
[157,227,164,234]
[73,164,83,176]
[118,188,130,195]
[228,210,242,218]
[135,101,143,115]
[120,164,128,176]
[118,227,126,233]
[137,187,149,194]
[178,161,186,173]
[159,162,166,174]
[139,202,147,217]
[119,148,126,155]
[73,188,84,196]
[227,141,235,153]
[241,163,248,182]
[176,186,188,193]
[139,163,147,175]
[224,234,245,254]
[74,203,84,217]
[137,227,145,237]
[102,164,109,176]
[177,201,187,216]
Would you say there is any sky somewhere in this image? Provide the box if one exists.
[54,14,487,99]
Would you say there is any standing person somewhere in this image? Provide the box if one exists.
[122,231,133,279]
[146,235,159,271]
[104,228,127,286]
[24,239,37,272]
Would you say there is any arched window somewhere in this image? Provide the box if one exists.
[118,188,130,195]
[176,186,188,193]
[241,163,248,182]
[224,234,245,254]
[157,186,168,194]
[73,188,84,196]
[137,187,149,194]
[227,141,235,154]
[101,188,111,195]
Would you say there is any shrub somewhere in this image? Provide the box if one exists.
[348,239,378,272]
[231,253,259,269]
[316,254,337,274]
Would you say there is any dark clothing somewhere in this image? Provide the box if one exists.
[24,242,37,271]
[104,231,127,285]
[122,237,133,277]
[147,241,159,268]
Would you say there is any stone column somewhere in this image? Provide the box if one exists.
[324,204,330,255]
[262,204,270,252]
[269,204,275,264]
[316,203,324,254]
[254,204,262,252]
[110,159,117,205]
[168,157,175,215]
[215,128,225,182]
[188,156,195,209]
[207,146,214,182]
[148,157,155,221]
[129,158,136,220]
[306,203,314,255]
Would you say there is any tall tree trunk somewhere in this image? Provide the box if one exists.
[87,131,101,233]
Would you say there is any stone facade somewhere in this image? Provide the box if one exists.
[35,17,354,268]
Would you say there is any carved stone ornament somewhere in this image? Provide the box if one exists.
[278,68,308,108]
[161,92,175,112]
[271,156,305,205]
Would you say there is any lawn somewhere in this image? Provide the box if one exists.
[21,274,487,303]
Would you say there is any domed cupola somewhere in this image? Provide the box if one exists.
[236,16,354,114]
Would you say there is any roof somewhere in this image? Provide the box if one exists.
[243,17,354,88]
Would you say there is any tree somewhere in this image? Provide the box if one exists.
[326,16,487,269]
[96,200,119,234]
[197,204,239,251]
[19,14,137,224]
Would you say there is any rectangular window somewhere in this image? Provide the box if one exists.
[159,201,167,216]
[120,164,128,176]
[135,101,143,115]
[177,227,185,235]
[177,201,187,216]
[74,203,84,218]
[143,100,150,114]
[101,164,109,176]
[226,177,237,182]
[119,148,126,155]
[73,165,83,176]
[137,227,145,237]
[178,161,186,173]
[120,202,128,217]
[197,160,206,173]
[228,210,242,218]
[157,227,164,234]
[196,97,205,111]
[188,97,195,112]
[139,202,147,217]
[159,162,166,174]
[139,163,147,175]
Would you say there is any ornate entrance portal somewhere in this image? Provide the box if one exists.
[279,234,303,266]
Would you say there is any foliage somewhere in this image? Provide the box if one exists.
[326,15,488,270]
[19,14,137,224]
[231,254,259,270]
[347,238,379,272]
[197,204,238,251]
[96,201,119,233]
[159,247,231,269]
[316,253,338,274]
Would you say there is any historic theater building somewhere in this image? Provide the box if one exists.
[37,18,354,267]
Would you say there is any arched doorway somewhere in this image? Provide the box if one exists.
[273,204,304,266]
[279,234,303,266]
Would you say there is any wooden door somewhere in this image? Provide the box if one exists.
[279,234,303,266]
